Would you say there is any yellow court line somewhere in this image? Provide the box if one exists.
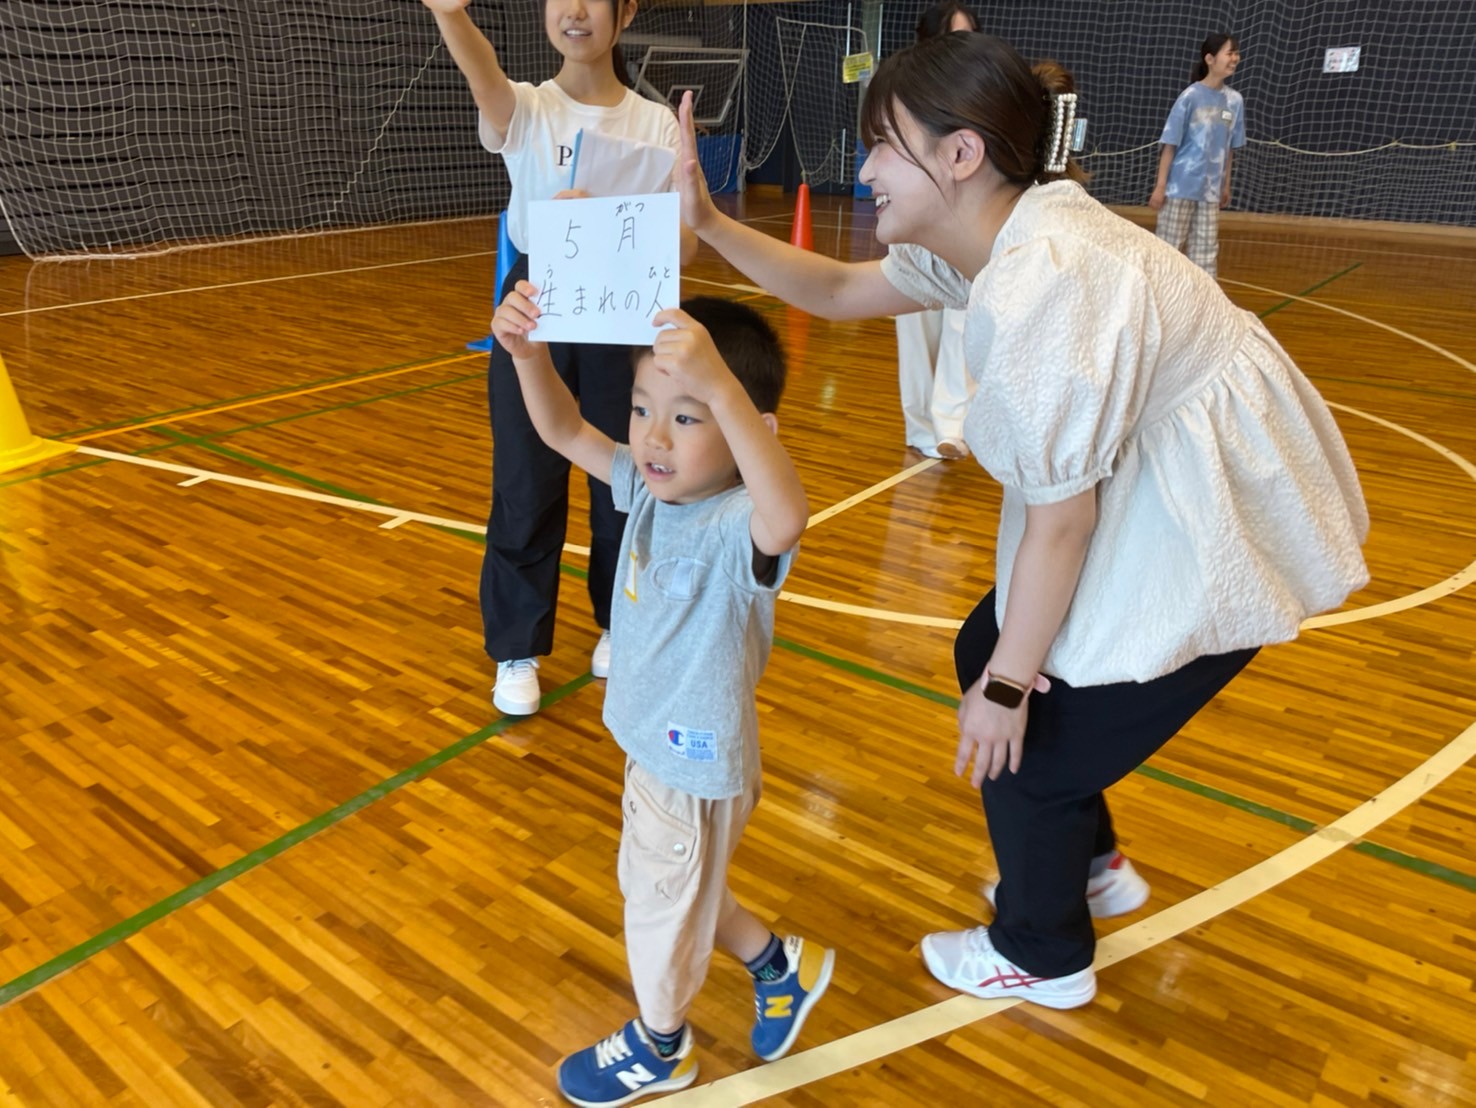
[1304,403,1476,628]
[66,352,486,443]
[671,712,1476,1105]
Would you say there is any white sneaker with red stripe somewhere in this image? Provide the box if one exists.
[983,852,1150,920]
[920,926,1096,1009]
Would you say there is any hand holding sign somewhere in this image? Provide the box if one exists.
[650,308,733,408]
[527,192,680,346]
[491,280,542,360]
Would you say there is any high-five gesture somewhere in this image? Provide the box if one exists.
[675,91,720,235]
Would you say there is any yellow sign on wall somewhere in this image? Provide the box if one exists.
[842,51,874,84]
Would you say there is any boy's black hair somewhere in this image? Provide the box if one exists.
[640,296,788,414]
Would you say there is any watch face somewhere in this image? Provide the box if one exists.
[983,678,1026,709]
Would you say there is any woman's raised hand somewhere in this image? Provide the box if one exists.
[675,91,720,235]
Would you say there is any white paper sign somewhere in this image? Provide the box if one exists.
[527,192,680,346]
[569,129,676,196]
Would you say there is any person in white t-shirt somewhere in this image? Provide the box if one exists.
[666,32,1368,1012]
[423,0,696,717]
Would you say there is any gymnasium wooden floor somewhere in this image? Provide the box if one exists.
[2,189,1474,1105]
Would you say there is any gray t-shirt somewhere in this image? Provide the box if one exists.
[602,445,795,799]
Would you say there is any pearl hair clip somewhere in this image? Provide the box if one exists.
[1045,91,1078,174]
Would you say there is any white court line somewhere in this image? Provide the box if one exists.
[73,401,1476,632]
[70,446,943,556]
[806,457,938,527]
[776,404,1476,633]
[74,445,595,556]
[683,275,766,297]
[2,253,765,320]
[0,251,498,318]
[669,715,1476,1105]
[777,593,959,629]
[1225,238,1476,264]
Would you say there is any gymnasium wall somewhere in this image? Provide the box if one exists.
[0,0,1471,256]
[936,0,1476,224]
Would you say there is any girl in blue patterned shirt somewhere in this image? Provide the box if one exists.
[1150,33,1245,277]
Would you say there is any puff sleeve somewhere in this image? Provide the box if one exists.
[880,243,972,311]
[970,237,1159,504]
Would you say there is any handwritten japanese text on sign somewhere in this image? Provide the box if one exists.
[527,192,680,346]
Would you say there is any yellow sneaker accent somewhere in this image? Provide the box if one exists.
[798,940,827,990]
[764,995,793,1019]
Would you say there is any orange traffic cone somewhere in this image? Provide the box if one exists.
[0,351,73,475]
[790,182,813,251]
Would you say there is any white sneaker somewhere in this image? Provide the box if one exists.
[920,926,1096,1009]
[983,852,1150,919]
[591,630,612,679]
[492,658,541,716]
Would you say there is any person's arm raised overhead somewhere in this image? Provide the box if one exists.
[421,0,518,139]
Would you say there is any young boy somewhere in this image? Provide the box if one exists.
[491,287,836,1107]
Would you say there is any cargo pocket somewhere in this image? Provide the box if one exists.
[617,763,700,904]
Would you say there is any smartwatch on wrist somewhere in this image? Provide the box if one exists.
[982,673,1029,709]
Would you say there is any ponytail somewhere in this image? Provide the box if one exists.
[1193,32,1237,82]
[611,41,634,89]
[860,35,1088,189]
[1031,61,1087,184]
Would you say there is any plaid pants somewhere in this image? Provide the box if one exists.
[1156,198,1219,277]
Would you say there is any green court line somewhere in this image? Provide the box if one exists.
[1351,841,1476,893]
[758,634,1472,893]
[1257,261,1362,319]
[0,673,594,1010]
[10,364,1476,920]
[0,366,483,491]
[173,370,485,444]
[773,635,958,707]
[130,436,1476,900]
[0,456,110,490]
[152,426,385,504]
[1133,764,1318,832]
[60,349,480,437]
[1250,261,1476,403]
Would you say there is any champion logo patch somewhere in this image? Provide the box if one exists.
[666,723,717,762]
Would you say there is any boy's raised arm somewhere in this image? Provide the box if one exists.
[649,310,808,557]
[492,283,617,486]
